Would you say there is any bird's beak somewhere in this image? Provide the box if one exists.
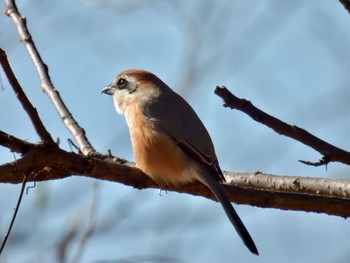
[101,84,116,95]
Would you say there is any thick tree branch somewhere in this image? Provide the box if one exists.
[4,0,95,155]
[0,135,349,218]
[0,49,54,144]
[215,86,350,166]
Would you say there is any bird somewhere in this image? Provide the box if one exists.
[102,69,259,255]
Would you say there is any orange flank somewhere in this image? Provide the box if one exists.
[125,101,193,185]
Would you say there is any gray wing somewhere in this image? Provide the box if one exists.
[145,86,225,182]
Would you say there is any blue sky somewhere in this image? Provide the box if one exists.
[0,1,349,262]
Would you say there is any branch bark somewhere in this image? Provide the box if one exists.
[0,132,349,218]
[215,86,350,166]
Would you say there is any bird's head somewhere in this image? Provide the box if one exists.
[102,69,165,114]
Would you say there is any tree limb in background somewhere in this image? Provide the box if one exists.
[215,86,350,166]
[0,132,349,218]
[70,182,99,263]
[4,0,95,155]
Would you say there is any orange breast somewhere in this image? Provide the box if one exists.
[124,103,191,185]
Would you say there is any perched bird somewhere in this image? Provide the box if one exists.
[102,69,258,255]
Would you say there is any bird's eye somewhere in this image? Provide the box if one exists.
[117,78,127,89]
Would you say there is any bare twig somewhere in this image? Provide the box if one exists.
[0,174,28,255]
[0,48,54,143]
[299,157,330,167]
[26,181,36,194]
[0,136,349,217]
[67,139,80,153]
[214,86,350,166]
[0,69,4,91]
[4,0,95,155]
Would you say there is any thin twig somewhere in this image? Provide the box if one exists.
[0,174,28,255]
[214,86,350,166]
[299,157,330,167]
[26,181,36,194]
[0,69,4,91]
[4,0,95,155]
[68,139,80,153]
[0,48,54,143]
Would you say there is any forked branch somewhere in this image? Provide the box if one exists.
[4,0,95,155]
